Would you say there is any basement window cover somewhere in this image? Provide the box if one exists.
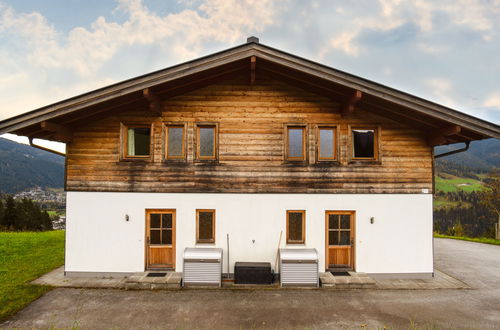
[352,129,375,159]
[127,127,150,156]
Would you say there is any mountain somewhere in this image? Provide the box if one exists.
[0,137,64,194]
[435,138,500,173]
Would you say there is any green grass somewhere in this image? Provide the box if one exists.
[434,233,500,246]
[0,230,65,322]
[46,210,59,217]
[433,197,470,209]
[435,175,485,193]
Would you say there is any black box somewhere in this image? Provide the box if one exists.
[234,262,273,284]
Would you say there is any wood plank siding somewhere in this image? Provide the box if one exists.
[66,74,433,194]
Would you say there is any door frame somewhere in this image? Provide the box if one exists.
[325,210,356,271]
[145,209,176,270]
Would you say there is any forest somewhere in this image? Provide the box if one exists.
[433,167,499,239]
[0,195,53,231]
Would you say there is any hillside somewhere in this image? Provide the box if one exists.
[435,138,500,172]
[0,138,64,193]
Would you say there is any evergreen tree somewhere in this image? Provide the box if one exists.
[0,198,4,230]
[3,196,18,230]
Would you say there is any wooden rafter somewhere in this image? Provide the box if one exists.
[250,56,256,85]
[428,125,461,146]
[40,121,72,142]
[342,90,362,116]
[142,88,162,115]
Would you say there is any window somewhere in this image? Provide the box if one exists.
[196,124,217,160]
[149,212,173,245]
[287,210,305,244]
[196,209,215,243]
[165,125,185,160]
[286,126,306,161]
[352,128,377,159]
[317,126,336,161]
[122,125,151,158]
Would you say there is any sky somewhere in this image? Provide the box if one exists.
[0,0,499,152]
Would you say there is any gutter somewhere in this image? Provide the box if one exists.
[29,137,66,157]
[434,141,470,159]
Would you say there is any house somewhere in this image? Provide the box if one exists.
[1,37,499,278]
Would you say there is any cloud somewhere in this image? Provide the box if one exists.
[0,0,286,76]
[0,0,287,119]
[425,78,456,108]
[484,92,500,110]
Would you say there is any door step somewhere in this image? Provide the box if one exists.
[320,271,376,289]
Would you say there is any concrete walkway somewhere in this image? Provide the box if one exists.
[33,266,468,291]
[2,238,499,329]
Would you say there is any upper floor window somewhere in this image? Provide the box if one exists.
[352,128,377,160]
[165,124,185,160]
[286,125,306,161]
[317,126,337,161]
[196,209,215,243]
[122,124,151,159]
[287,210,305,244]
[196,124,218,160]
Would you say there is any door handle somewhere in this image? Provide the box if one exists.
[350,238,354,246]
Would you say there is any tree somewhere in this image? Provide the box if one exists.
[3,195,18,230]
[480,169,500,239]
[0,198,4,230]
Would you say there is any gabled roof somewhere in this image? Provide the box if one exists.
[0,37,499,144]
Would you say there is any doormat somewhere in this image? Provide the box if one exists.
[330,271,351,276]
[146,272,167,277]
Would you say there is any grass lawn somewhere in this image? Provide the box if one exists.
[434,233,500,246]
[46,210,58,217]
[435,175,485,193]
[0,230,65,322]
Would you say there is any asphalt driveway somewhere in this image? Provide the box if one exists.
[2,238,499,329]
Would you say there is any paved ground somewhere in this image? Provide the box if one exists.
[2,238,500,329]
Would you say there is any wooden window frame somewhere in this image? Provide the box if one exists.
[164,123,186,161]
[285,124,307,162]
[120,123,153,161]
[316,125,338,162]
[196,209,216,244]
[349,126,380,162]
[286,210,305,244]
[196,123,218,161]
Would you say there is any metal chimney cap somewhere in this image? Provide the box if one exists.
[247,36,259,43]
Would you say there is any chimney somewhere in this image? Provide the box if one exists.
[247,36,259,43]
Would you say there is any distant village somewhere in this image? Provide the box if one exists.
[13,186,66,229]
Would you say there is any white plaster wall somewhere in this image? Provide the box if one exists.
[65,192,433,275]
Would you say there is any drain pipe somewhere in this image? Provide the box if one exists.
[226,233,230,278]
[434,141,470,159]
[29,137,66,157]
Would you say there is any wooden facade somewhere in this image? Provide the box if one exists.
[65,74,433,194]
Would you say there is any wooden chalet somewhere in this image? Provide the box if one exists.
[1,37,499,277]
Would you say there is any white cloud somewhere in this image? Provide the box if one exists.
[425,78,456,108]
[484,92,500,110]
[0,0,285,76]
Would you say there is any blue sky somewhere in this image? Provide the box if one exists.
[1,0,499,150]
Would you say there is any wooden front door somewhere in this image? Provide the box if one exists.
[326,211,355,270]
[146,209,175,269]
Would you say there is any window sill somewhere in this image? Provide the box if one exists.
[315,160,340,166]
[194,160,219,165]
[348,160,381,166]
[120,157,152,162]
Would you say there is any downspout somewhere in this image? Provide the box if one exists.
[28,137,66,157]
[434,141,470,159]
[432,141,470,278]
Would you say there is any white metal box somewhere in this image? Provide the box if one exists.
[182,248,223,287]
[279,248,319,287]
